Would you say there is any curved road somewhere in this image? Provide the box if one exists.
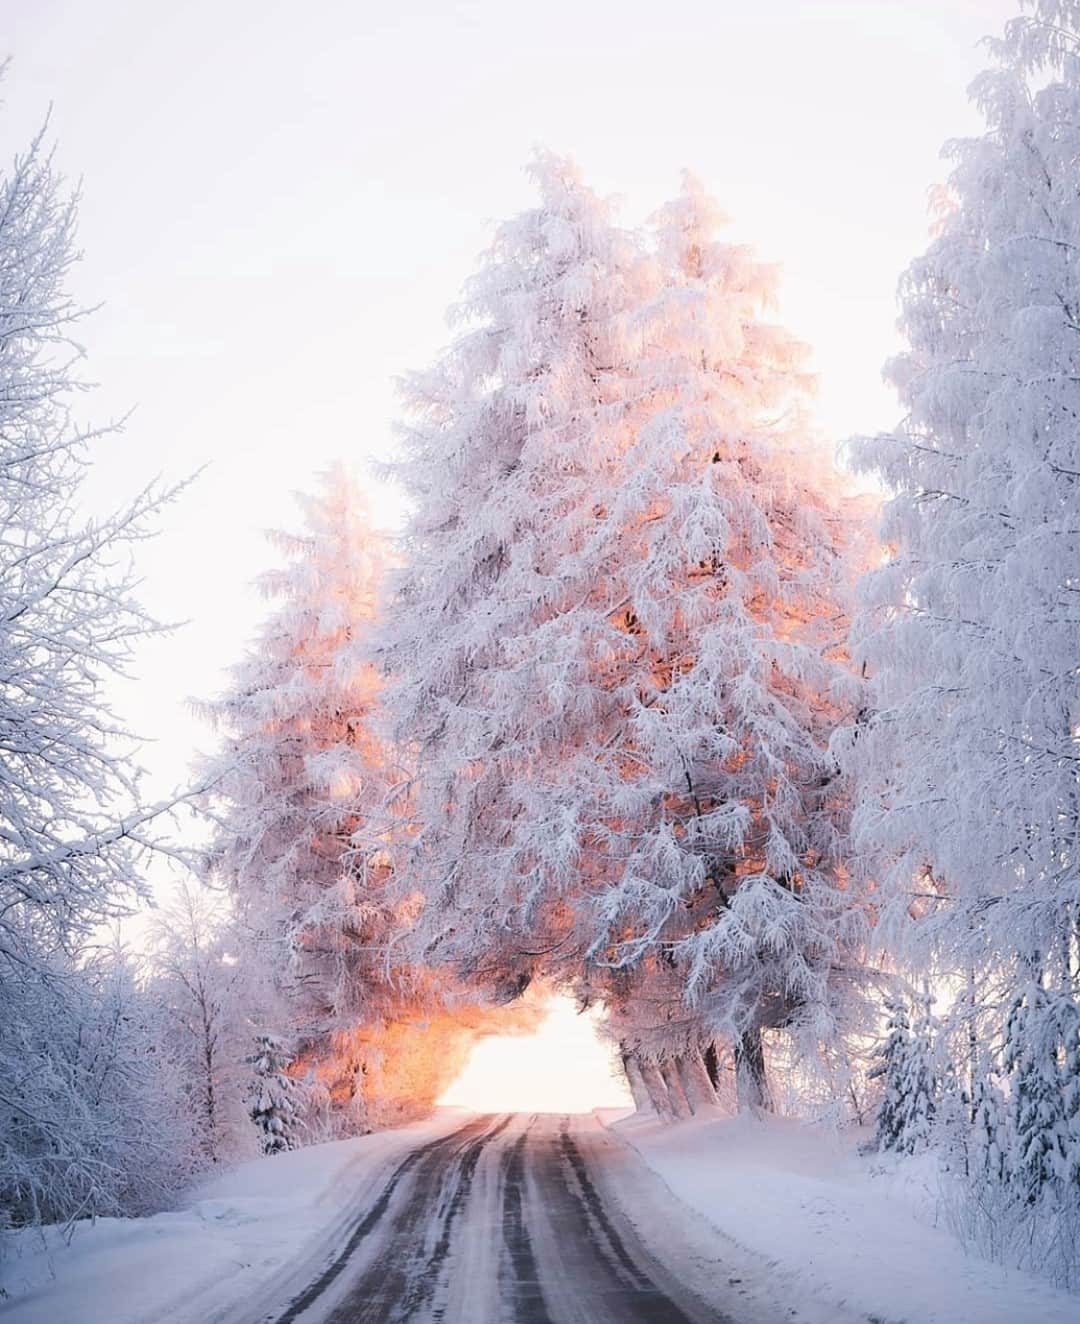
[262,1113,748,1324]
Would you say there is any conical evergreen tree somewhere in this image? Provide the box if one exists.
[578,177,872,1103]
[381,153,648,991]
[1003,974,1072,1204]
[246,1033,304,1155]
[203,466,394,1040]
[868,997,936,1154]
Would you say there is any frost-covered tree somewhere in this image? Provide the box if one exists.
[845,2,1080,1280]
[149,882,247,1167]
[970,1073,1009,1186]
[846,0,1080,1202]
[202,470,528,1133]
[383,158,872,1112]
[1,941,192,1228]
[202,466,394,1050]
[597,958,724,1116]
[380,152,647,1003]
[868,996,936,1154]
[1002,973,1077,1203]
[580,176,873,1109]
[246,1033,304,1155]
[0,104,190,1227]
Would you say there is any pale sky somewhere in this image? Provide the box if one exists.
[2,0,1018,1110]
[441,995,632,1113]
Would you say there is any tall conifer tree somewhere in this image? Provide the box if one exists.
[385,158,871,1109]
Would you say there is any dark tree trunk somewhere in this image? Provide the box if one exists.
[735,1026,772,1114]
[703,1041,720,1089]
[660,1060,693,1120]
[620,1051,654,1115]
[677,1051,718,1113]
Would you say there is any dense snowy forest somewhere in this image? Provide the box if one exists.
[1,0,1078,1297]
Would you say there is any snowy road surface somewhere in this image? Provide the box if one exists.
[255,1112,761,1324]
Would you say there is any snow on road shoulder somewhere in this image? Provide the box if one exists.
[0,1109,472,1324]
[602,1109,1077,1324]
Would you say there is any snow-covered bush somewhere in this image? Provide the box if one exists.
[1,945,192,1228]
[147,882,252,1167]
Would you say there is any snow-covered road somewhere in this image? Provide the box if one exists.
[7,1109,1078,1324]
[254,1112,764,1324]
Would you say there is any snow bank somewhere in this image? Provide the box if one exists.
[0,1110,470,1324]
[606,1110,1077,1324]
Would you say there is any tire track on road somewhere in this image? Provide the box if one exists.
[272,1113,742,1324]
[269,1114,498,1324]
[558,1124,657,1291]
[319,1114,512,1324]
[535,1116,727,1324]
[391,1113,512,1322]
[500,1120,555,1324]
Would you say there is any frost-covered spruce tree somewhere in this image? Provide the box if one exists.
[1002,973,1077,1203]
[868,996,936,1154]
[202,468,397,1126]
[202,472,512,1135]
[970,1073,1009,1185]
[384,158,871,1112]
[868,999,913,1151]
[246,1034,304,1155]
[574,176,872,1110]
[0,108,190,1226]
[381,154,649,997]
[846,0,1080,1179]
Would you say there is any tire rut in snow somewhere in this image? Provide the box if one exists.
[557,1126,650,1289]
[269,1115,499,1324]
[500,1122,555,1324]
[319,1113,513,1324]
[545,1118,729,1324]
[393,1113,512,1322]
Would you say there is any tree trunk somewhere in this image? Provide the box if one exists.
[621,1051,654,1115]
[640,1061,676,1120]
[735,1026,772,1114]
[676,1050,718,1114]
[703,1041,721,1090]
[660,1060,693,1120]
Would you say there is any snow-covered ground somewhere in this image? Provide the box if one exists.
[607,1108,1078,1324]
[0,1111,469,1324]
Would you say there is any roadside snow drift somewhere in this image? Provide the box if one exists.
[610,1110,1078,1324]
[0,1112,468,1324]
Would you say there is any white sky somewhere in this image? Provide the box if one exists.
[2,0,1018,1109]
